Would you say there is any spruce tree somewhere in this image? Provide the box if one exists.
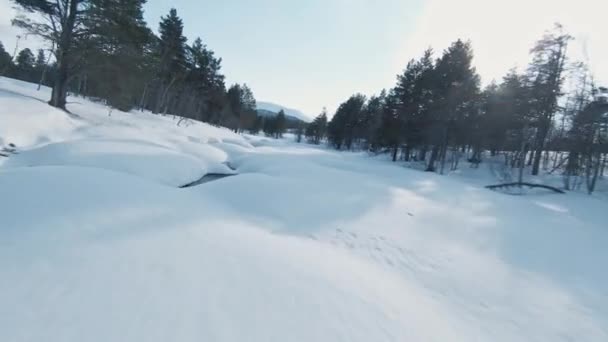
[155,8,187,113]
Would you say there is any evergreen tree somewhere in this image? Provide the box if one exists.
[35,49,46,69]
[154,8,187,113]
[33,48,50,86]
[275,109,287,138]
[527,24,572,175]
[184,37,226,122]
[327,94,366,149]
[377,89,401,160]
[83,0,151,110]
[306,109,328,144]
[263,116,276,137]
[360,94,384,150]
[12,0,89,109]
[295,122,304,142]
[15,48,35,81]
[226,83,257,132]
[250,115,263,135]
[0,41,13,75]
[394,49,435,160]
[425,39,480,172]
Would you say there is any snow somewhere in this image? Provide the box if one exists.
[1,76,608,341]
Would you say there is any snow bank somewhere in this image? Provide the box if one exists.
[4,139,214,186]
[0,77,247,184]
[0,86,82,147]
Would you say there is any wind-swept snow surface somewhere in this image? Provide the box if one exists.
[1,77,607,341]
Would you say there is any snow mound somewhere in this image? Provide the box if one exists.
[0,88,82,147]
[0,77,248,184]
[3,139,223,186]
[0,166,460,342]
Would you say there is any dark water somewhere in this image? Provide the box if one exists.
[180,173,235,188]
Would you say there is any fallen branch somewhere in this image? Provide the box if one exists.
[485,182,566,194]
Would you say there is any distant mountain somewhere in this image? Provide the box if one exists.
[256,108,303,123]
[256,101,311,122]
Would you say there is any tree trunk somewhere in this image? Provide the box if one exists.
[139,83,149,112]
[50,62,69,109]
[49,0,79,110]
[586,152,601,194]
[426,146,439,172]
[419,146,427,161]
[439,143,447,175]
[542,150,549,170]
[392,146,398,162]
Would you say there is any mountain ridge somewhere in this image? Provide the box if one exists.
[256,101,311,122]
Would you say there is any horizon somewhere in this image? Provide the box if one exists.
[1,0,607,118]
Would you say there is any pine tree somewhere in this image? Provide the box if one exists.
[527,24,572,175]
[295,123,304,143]
[306,109,328,144]
[12,0,89,109]
[377,89,401,160]
[0,41,13,75]
[328,94,366,149]
[360,94,384,150]
[250,115,263,135]
[34,49,46,69]
[155,8,187,113]
[15,48,35,81]
[393,49,435,160]
[184,37,226,122]
[83,0,151,110]
[275,110,287,138]
[425,39,480,173]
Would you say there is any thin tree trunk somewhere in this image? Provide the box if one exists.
[600,153,607,179]
[404,145,411,162]
[518,138,526,185]
[439,143,448,175]
[419,146,427,161]
[426,146,439,172]
[139,83,149,111]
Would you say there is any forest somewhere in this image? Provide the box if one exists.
[2,0,607,193]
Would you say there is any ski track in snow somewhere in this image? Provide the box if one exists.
[1,77,608,341]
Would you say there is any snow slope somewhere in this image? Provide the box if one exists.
[1,77,607,341]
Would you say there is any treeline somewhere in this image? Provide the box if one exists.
[0,44,54,87]
[300,25,607,194]
[5,0,274,133]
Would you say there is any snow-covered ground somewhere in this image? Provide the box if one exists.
[1,77,607,341]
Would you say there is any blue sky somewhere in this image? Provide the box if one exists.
[144,0,423,117]
[2,0,607,117]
